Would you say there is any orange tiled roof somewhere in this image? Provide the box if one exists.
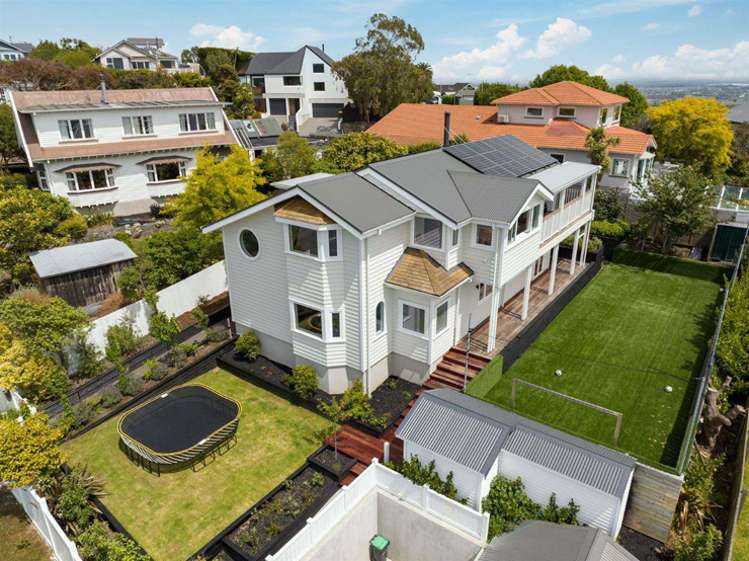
[386,248,473,297]
[492,81,629,107]
[366,103,653,155]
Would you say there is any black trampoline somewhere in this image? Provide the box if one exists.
[118,385,241,473]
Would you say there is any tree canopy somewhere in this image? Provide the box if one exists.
[0,411,62,487]
[270,131,317,180]
[334,13,432,121]
[473,82,522,105]
[29,38,100,68]
[585,127,620,179]
[647,97,734,176]
[529,65,609,91]
[0,104,23,171]
[317,132,408,173]
[613,82,648,129]
[168,145,266,230]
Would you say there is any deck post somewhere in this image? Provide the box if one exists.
[548,244,559,295]
[570,225,581,275]
[486,226,506,354]
[581,220,591,263]
[521,265,532,320]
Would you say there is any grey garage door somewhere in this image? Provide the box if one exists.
[312,103,344,118]
[269,98,286,116]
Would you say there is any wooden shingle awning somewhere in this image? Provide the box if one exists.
[55,162,121,173]
[386,248,473,297]
[136,155,192,166]
[274,196,335,225]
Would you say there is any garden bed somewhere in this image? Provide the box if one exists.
[223,466,339,561]
[308,446,357,481]
[218,348,419,435]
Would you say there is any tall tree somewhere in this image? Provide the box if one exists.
[275,131,317,179]
[168,146,266,229]
[634,166,715,254]
[474,82,522,105]
[529,65,609,91]
[648,97,734,176]
[226,83,257,119]
[585,127,620,179]
[334,13,432,121]
[613,82,648,129]
[0,105,23,171]
[316,132,407,173]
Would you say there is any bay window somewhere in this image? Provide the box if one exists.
[286,224,341,260]
[414,217,442,249]
[58,119,93,140]
[327,230,338,257]
[179,112,216,133]
[66,168,115,191]
[401,302,426,335]
[289,224,318,257]
[375,302,385,334]
[435,301,448,334]
[123,115,153,136]
[146,161,186,182]
[292,302,343,341]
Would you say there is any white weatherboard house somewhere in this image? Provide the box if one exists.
[238,45,349,131]
[9,86,238,215]
[205,135,599,394]
[92,37,185,73]
[396,389,636,537]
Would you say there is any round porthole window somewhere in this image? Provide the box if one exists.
[239,229,259,258]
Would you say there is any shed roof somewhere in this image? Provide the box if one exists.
[396,389,635,498]
[386,248,473,297]
[529,161,599,194]
[30,239,136,278]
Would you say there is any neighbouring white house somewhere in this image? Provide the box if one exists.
[434,82,476,105]
[204,135,599,394]
[396,389,635,537]
[9,85,239,216]
[92,37,197,73]
[238,45,349,132]
[369,81,656,194]
[0,39,33,61]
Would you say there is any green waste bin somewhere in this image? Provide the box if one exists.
[370,534,390,561]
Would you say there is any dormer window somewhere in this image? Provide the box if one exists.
[179,112,216,132]
[58,119,94,141]
[526,107,543,118]
[558,107,576,119]
[413,217,443,249]
[122,115,153,136]
[283,76,301,86]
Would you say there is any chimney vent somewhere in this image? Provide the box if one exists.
[321,43,325,52]
[100,75,107,104]
[443,111,451,147]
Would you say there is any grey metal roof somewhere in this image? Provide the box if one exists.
[478,521,637,561]
[272,172,334,190]
[396,389,635,499]
[230,118,283,149]
[299,173,413,233]
[448,171,541,223]
[529,162,598,194]
[245,46,335,76]
[29,239,136,278]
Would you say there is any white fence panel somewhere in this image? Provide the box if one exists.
[11,486,83,561]
[87,261,227,352]
[427,488,489,541]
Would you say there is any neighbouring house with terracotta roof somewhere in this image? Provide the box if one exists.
[9,85,239,216]
[204,135,599,396]
[368,81,656,193]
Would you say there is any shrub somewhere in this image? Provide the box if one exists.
[317,379,387,429]
[284,364,319,400]
[387,455,461,501]
[118,374,143,397]
[588,236,603,252]
[481,475,541,538]
[105,316,140,360]
[168,341,198,369]
[236,330,261,361]
[118,265,144,302]
[76,521,151,561]
[191,307,210,331]
[682,453,724,523]
[717,270,749,394]
[0,412,62,488]
[71,400,97,429]
[67,329,102,380]
[673,523,722,561]
[148,311,179,348]
[54,472,95,535]
[143,358,167,382]
[206,327,229,342]
[100,387,122,408]
[590,219,630,240]
[540,493,579,525]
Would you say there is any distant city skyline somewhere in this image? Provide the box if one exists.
[2,0,748,84]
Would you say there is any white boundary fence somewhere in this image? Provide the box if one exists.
[268,459,490,561]
[87,260,227,352]
[11,486,83,561]
[0,388,34,413]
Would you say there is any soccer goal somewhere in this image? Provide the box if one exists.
[511,378,623,446]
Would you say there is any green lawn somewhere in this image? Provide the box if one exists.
[62,369,331,561]
[733,449,749,561]
[477,249,726,469]
[0,489,52,561]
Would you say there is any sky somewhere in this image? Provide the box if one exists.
[2,0,748,84]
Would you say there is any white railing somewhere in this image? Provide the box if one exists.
[542,190,593,241]
[0,388,35,413]
[267,460,490,561]
[11,486,83,561]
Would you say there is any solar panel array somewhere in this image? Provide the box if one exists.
[444,135,558,177]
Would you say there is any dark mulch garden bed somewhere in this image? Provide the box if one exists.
[224,466,338,561]
[218,348,419,435]
[309,446,357,481]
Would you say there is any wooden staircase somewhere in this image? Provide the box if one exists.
[423,346,490,391]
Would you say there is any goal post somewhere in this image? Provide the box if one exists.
[511,378,623,446]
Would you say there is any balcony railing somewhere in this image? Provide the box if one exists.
[541,190,593,241]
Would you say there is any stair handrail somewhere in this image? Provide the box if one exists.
[463,314,472,392]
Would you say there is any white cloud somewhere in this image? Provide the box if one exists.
[612,54,626,63]
[595,63,626,78]
[523,18,592,59]
[642,22,660,31]
[190,24,265,50]
[579,0,696,18]
[432,24,525,82]
[630,40,749,79]
[687,4,702,16]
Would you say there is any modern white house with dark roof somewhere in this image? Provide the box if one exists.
[238,45,349,131]
[205,135,599,395]
[8,86,238,216]
[396,389,636,537]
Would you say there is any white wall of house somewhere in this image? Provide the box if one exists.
[496,104,621,129]
[538,148,652,191]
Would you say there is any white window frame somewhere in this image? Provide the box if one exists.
[533,256,545,277]
[412,216,444,251]
[146,161,187,183]
[282,220,342,262]
[105,57,124,69]
[434,300,449,336]
[312,63,325,73]
[36,167,49,191]
[610,158,630,178]
[58,119,94,141]
[525,106,544,118]
[65,168,115,191]
[178,112,216,133]
[375,301,386,335]
[450,227,460,248]
[557,107,576,119]
[289,299,345,342]
[238,229,260,260]
[313,82,325,92]
[472,223,494,249]
[398,300,428,339]
[531,205,541,230]
[132,60,150,69]
[600,107,609,125]
[122,115,154,137]
[615,105,622,122]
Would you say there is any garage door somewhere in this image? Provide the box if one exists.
[312,103,344,118]
[269,98,286,116]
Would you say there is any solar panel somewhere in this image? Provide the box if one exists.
[445,135,558,177]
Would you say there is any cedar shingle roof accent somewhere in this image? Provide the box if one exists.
[366,103,654,155]
[386,248,473,297]
[273,196,335,225]
[492,81,629,107]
